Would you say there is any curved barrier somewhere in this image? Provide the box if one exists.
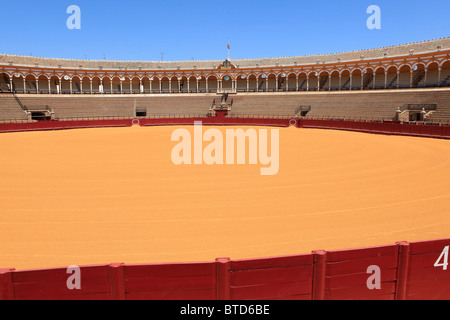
[0,118,448,140]
[300,119,450,139]
[2,238,450,300]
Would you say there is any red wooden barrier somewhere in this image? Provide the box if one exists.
[0,119,133,133]
[323,245,398,300]
[123,262,217,300]
[0,268,15,300]
[2,239,450,300]
[300,119,450,139]
[229,254,314,300]
[11,265,112,300]
[405,239,450,300]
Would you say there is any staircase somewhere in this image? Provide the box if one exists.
[319,77,328,90]
[387,76,398,89]
[412,70,426,88]
[363,74,374,89]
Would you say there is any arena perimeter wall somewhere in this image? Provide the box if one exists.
[0,118,449,139]
[1,239,450,300]
[0,118,449,300]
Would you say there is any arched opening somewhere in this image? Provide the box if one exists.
[131,77,140,94]
[340,70,351,90]
[151,77,160,93]
[221,75,232,92]
[426,62,439,87]
[0,73,11,92]
[60,75,71,94]
[208,75,218,93]
[25,74,37,93]
[170,76,178,93]
[362,68,374,90]
[120,77,131,94]
[179,76,188,93]
[197,76,207,93]
[374,67,385,89]
[308,72,318,91]
[142,77,151,93]
[351,69,362,90]
[412,63,426,88]
[236,74,247,92]
[318,71,329,91]
[329,71,340,91]
[80,77,90,93]
[247,74,257,92]
[188,76,197,93]
[277,73,287,91]
[257,74,266,92]
[72,76,82,94]
[398,65,411,88]
[266,74,276,92]
[441,60,450,87]
[287,73,296,91]
[386,66,398,89]
[48,76,59,94]
[102,77,112,94]
[12,73,25,93]
[298,73,307,91]
[111,77,122,93]
[160,77,170,93]
[92,77,101,93]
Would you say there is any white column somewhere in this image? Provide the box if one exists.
[349,75,353,90]
[296,75,299,91]
[69,80,72,94]
[48,79,51,94]
[90,79,93,94]
[36,79,39,93]
[246,78,249,92]
[384,72,388,89]
[396,71,400,89]
[339,74,342,91]
[438,67,442,86]
[306,76,310,91]
[410,70,414,88]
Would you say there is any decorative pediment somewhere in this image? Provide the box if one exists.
[217,59,236,70]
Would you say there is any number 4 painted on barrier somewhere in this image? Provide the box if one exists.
[434,246,449,271]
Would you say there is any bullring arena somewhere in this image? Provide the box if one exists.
[1,38,450,300]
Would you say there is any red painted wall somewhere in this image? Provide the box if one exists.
[1,239,450,300]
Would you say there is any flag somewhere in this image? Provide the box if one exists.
[227,41,230,50]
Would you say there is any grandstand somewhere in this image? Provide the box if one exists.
[0,37,449,124]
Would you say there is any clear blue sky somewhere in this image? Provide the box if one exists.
[0,0,448,61]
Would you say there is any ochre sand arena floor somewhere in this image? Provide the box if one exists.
[0,125,449,270]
